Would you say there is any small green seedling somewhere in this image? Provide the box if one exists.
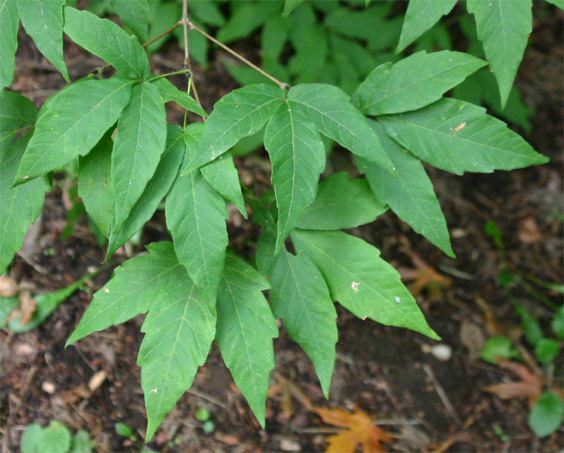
[21,421,94,453]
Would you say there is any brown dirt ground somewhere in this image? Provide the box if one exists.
[1,4,563,453]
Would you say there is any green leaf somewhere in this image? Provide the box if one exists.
[0,135,47,274]
[357,121,454,257]
[283,0,304,16]
[70,430,95,453]
[78,132,114,237]
[167,125,229,308]
[0,296,18,328]
[288,84,395,174]
[466,0,532,108]
[0,0,19,91]
[115,422,136,439]
[291,229,439,339]
[135,243,216,441]
[264,101,326,251]
[297,172,387,231]
[535,338,560,365]
[216,254,278,427]
[109,0,149,42]
[396,0,457,53]
[146,1,179,54]
[552,306,564,340]
[200,152,247,219]
[21,424,42,453]
[379,98,549,175]
[480,336,519,364]
[152,78,208,118]
[111,82,167,234]
[16,0,69,81]
[37,421,71,453]
[545,0,564,9]
[63,6,150,80]
[529,392,563,438]
[106,124,185,259]
[67,242,183,344]
[353,50,486,116]
[0,91,36,134]
[216,1,281,44]
[268,248,337,397]
[15,77,132,185]
[181,84,285,174]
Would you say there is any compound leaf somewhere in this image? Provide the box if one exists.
[216,254,278,427]
[78,131,114,237]
[269,248,337,397]
[67,242,183,345]
[357,121,454,257]
[63,6,150,80]
[17,0,69,81]
[15,76,132,185]
[0,0,19,91]
[466,0,532,108]
[288,84,395,175]
[137,244,216,441]
[111,81,167,234]
[297,172,387,231]
[152,77,208,118]
[292,229,439,339]
[200,152,247,218]
[181,84,285,174]
[166,125,228,308]
[379,98,548,175]
[109,0,149,42]
[106,124,185,259]
[353,50,486,116]
[396,0,457,53]
[264,101,326,252]
[0,91,36,135]
[0,134,48,274]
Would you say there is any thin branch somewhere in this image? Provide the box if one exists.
[187,19,288,90]
[146,69,190,83]
[142,20,183,49]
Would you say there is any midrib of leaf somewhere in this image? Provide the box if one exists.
[151,286,195,420]
[209,97,282,148]
[21,80,134,178]
[359,60,481,112]
[85,262,181,321]
[290,98,374,158]
[281,251,326,356]
[190,173,211,292]
[385,115,533,161]
[293,231,386,313]
[73,20,143,79]
[221,274,258,398]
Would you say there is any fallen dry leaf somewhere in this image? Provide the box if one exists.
[0,275,18,296]
[17,289,37,326]
[459,320,486,361]
[315,406,392,453]
[518,216,543,244]
[397,251,452,300]
[88,370,107,392]
[268,373,314,420]
[482,359,544,408]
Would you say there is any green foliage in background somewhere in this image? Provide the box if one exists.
[0,0,558,442]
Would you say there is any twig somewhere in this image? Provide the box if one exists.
[187,19,288,90]
[186,388,228,409]
[422,363,462,427]
[142,20,183,49]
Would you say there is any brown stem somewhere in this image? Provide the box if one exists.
[142,20,183,49]
[187,20,288,90]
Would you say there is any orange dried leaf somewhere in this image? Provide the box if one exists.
[482,359,544,408]
[316,407,392,453]
[398,251,452,299]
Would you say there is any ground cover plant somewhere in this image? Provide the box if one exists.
[0,0,558,443]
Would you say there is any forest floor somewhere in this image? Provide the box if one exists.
[1,6,563,453]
